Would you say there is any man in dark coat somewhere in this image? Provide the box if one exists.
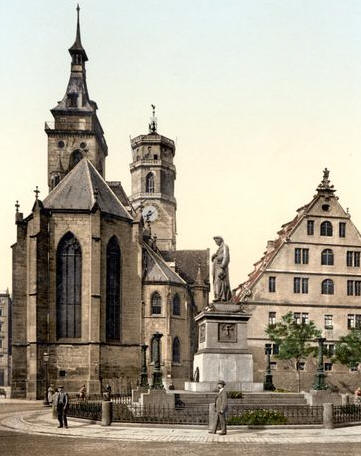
[209,380,228,435]
[54,386,69,428]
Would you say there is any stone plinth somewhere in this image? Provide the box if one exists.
[185,302,263,392]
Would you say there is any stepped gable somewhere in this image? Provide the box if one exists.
[143,243,186,285]
[43,158,132,220]
[162,249,210,285]
[233,169,347,303]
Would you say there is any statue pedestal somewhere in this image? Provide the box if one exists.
[185,302,263,392]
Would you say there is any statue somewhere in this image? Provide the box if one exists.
[194,367,200,383]
[212,236,232,302]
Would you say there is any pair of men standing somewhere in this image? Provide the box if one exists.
[209,380,228,435]
[53,386,69,428]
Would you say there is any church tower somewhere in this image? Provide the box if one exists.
[45,5,107,191]
[129,106,177,251]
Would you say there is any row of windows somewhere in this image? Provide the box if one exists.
[56,232,183,341]
[269,277,361,295]
[307,220,346,237]
[151,292,182,316]
[150,335,181,363]
[56,232,122,340]
[294,248,360,266]
[269,311,361,330]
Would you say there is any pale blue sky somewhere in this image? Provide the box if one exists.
[2,0,361,291]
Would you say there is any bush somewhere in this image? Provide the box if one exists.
[227,409,287,425]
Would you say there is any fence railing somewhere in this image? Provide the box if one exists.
[112,404,208,425]
[67,400,102,421]
[333,405,361,425]
[66,400,361,428]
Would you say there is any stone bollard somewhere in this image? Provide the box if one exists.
[323,402,334,429]
[341,394,350,406]
[101,400,112,426]
[208,403,216,432]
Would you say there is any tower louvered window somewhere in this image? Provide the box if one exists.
[56,232,82,338]
[106,236,121,340]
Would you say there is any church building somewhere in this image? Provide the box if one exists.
[11,8,209,399]
[234,170,361,392]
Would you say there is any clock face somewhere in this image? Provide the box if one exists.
[142,205,158,222]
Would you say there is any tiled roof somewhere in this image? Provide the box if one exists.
[162,249,210,286]
[233,200,313,303]
[143,243,186,285]
[43,158,132,220]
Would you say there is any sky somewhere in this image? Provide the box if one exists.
[1,0,361,292]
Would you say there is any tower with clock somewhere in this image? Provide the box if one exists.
[129,106,177,252]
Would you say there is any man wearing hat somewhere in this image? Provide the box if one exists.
[209,380,228,435]
[53,385,69,428]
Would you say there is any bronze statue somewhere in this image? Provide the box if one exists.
[212,236,231,302]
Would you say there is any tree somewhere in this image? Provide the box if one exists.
[266,312,322,392]
[332,330,361,377]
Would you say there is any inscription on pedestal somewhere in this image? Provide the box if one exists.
[218,323,237,343]
[199,324,206,343]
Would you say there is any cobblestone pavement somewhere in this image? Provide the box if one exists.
[2,401,361,455]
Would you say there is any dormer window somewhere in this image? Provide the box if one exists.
[67,93,78,108]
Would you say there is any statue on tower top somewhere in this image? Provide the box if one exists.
[148,104,158,134]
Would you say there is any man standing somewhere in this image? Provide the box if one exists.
[209,380,228,435]
[54,385,69,428]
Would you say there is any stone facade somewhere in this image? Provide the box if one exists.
[234,170,361,392]
[0,291,12,387]
[11,9,209,399]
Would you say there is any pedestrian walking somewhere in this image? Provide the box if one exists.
[209,380,228,435]
[54,385,69,428]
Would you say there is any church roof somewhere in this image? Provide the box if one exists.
[143,243,186,285]
[162,249,210,286]
[43,158,132,220]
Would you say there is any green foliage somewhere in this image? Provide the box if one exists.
[266,311,322,367]
[227,409,287,425]
[332,330,361,369]
[227,391,243,399]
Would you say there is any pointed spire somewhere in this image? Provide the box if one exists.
[69,4,88,62]
[317,168,336,194]
[195,260,203,285]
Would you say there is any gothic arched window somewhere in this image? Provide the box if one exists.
[172,294,181,316]
[106,236,121,340]
[322,279,334,295]
[146,172,155,193]
[172,337,181,363]
[321,249,334,266]
[320,221,333,236]
[151,292,162,315]
[56,232,82,338]
[69,150,83,170]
